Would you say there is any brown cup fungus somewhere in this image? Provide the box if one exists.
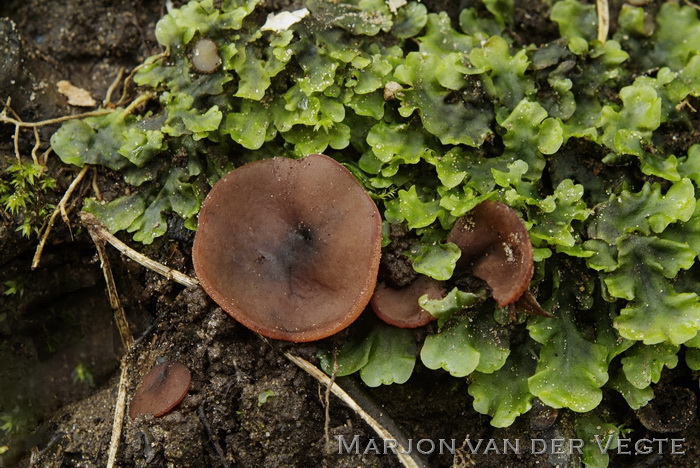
[193,153,382,342]
[371,275,445,328]
[447,200,533,308]
[129,361,191,419]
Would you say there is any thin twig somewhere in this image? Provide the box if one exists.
[1,99,38,164]
[123,92,154,115]
[0,108,112,128]
[2,98,39,164]
[0,96,10,112]
[31,127,41,164]
[59,201,72,230]
[285,354,426,468]
[104,67,126,108]
[92,168,103,201]
[596,0,610,43]
[88,226,134,349]
[676,99,698,113]
[106,359,131,468]
[87,218,133,468]
[1,92,151,129]
[323,353,338,452]
[685,0,700,12]
[32,166,90,269]
[40,147,52,166]
[1,97,21,120]
[115,51,169,107]
[79,212,199,288]
[13,124,21,163]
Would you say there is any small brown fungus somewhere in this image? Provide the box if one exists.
[371,275,445,328]
[190,38,221,74]
[447,200,533,308]
[193,153,382,342]
[129,361,191,419]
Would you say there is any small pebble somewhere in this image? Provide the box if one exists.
[191,38,221,74]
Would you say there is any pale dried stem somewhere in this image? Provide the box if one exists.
[79,212,199,288]
[13,124,21,163]
[2,98,38,164]
[89,220,132,468]
[0,92,152,130]
[1,97,21,120]
[676,99,698,113]
[92,168,103,201]
[86,219,134,349]
[115,51,169,107]
[285,354,425,468]
[32,166,90,269]
[104,67,125,107]
[59,203,71,231]
[40,147,52,166]
[685,0,700,11]
[0,96,11,113]
[0,108,112,128]
[106,357,130,468]
[123,92,154,115]
[596,0,610,43]
[323,354,338,452]
[31,127,41,164]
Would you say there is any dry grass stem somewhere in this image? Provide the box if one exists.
[32,165,90,269]
[0,92,152,131]
[596,0,610,42]
[88,217,132,468]
[104,67,126,107]
[87,224,134,349]
[285,353,426,468]
[685,0,700,11]
[106,360,131,468]
[0,108,112,128]
[79,212,199,288]
[91,168,103,201]
[31,127,41,164]
[323,354,338,452]
[115,51,169,107]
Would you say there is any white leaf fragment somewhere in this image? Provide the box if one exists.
[261,8,309,32]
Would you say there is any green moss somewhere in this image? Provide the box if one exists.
[0,161,56,238]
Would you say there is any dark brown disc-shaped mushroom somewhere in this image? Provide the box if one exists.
[193,153,382,342]
[447,200,533,307]
[129,361,191,419]
[371,276,445,328]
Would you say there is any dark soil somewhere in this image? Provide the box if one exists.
[0,1,698,467]
[379,223,418,288]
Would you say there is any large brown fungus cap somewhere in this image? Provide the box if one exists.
[371,275,445,328]
[129,361,191,419]
[447,200,533,307]
[193,153,382,342]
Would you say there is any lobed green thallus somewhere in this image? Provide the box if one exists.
[50,0,700,464]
